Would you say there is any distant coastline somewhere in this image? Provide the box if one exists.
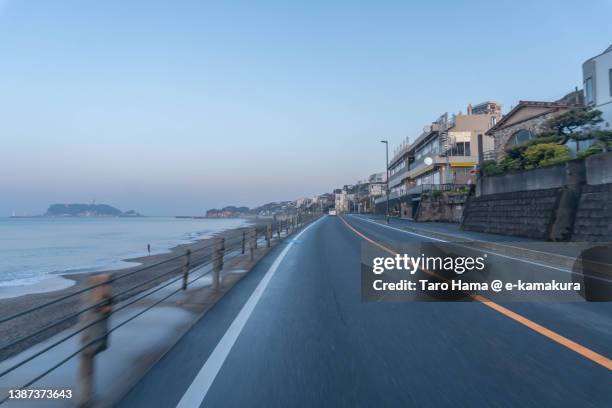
[11,203,144,218]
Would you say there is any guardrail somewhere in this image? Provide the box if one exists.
[0,211,321,405]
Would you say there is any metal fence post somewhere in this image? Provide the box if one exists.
[241,230,246,254]
[277,222,280,239]
[213,238,224,290]
[253,228,258,249]
[249,229,255,261]
[266,224,272,248]
[78,274,112,407]
[182,249,191,290]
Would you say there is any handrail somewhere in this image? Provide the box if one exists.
[0,211,323,404]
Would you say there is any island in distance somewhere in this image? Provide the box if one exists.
[43,203,143,217]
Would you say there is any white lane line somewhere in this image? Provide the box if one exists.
[348,214,586,276]
[176,217,324,408]
[349,215,447,242]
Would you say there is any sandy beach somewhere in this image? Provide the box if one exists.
[0,219,269,361]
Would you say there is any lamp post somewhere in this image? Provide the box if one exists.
[380,140,389,223]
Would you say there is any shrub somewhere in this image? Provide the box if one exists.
[576,144,604,160]
[447,186,470,196]
[522,143,570,169]
[480,160,503,176]
[500,157,524,172]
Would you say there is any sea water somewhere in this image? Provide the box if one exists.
[0,217,248,289]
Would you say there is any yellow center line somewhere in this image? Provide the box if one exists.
[339,215,612,371]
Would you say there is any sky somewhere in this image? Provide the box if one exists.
[1,0,611,216]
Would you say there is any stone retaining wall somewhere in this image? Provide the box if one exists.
[572,183,612,242]
[461,188,563,239]
[416,194,467,223]
[463,152,612,241]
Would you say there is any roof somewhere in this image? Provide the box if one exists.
[583,44,612,65]
[485,100,579,135]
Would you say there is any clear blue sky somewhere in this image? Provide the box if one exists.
[1,0,610,215]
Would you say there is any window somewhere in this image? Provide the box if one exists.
[585,77,594,104]
[450,142,471,156]
[509,129,534,146]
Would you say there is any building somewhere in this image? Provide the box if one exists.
[388,104,501,194]
[379,102,501,218]
[486,94,582,161]
[335,190,350,213]
[469,101,502,124]
[368,172,386,183]
[583,44,612,129]
[368,183,384,197]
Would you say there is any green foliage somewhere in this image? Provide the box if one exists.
[447,186,470,196]
[431,190,443,199]
[538,107,605,144]
[480,160,503,176]
[576,144,604,160]
[522,143,570,168]
[497,144,528,172]
[482,144,571,176]
[500,157,524,171]
[490,107,609,175]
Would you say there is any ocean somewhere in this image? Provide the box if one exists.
[0,217,248,288]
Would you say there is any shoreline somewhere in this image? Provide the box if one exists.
[0,217,261,299]
[0,218,269,361]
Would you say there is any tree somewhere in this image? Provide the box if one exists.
[538,107,604,144]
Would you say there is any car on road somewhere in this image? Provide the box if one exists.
[328,209,337,216]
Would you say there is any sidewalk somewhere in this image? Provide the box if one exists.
[354,214,598,266]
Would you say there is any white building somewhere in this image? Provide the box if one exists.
[583,44,612,129]
[368,183,384,197]
[334,191,350,213]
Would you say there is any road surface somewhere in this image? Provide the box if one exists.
[118,215,612,408]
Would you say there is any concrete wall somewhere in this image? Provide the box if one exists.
[476,162,569,196]
[477,153,611,195]
[585,151,612,185]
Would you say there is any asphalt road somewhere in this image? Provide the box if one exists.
[118,215,612,408]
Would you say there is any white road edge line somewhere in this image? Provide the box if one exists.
[176,216,325,408]
[348,214,582,276]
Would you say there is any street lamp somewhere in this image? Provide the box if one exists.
[380,140,389,223]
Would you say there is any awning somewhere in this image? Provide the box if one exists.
[410,164,434,178]
[450,162,476,168]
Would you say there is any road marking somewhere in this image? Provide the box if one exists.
[176,217,325,408]
[350,215,447,242]
[339,215,612,371]
[348,215,608,281]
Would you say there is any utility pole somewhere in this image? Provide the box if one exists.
[381,140,389,223]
